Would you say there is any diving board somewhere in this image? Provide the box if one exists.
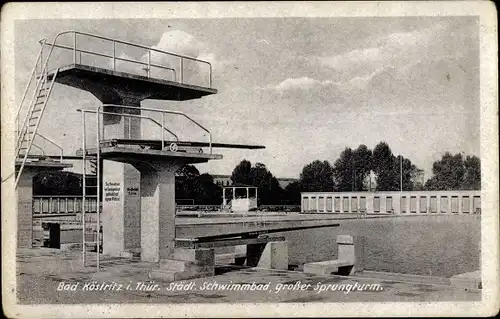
[100,138,266,150]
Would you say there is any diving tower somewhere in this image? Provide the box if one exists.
[15,31,265,279]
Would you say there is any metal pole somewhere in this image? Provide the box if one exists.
[73,32,77,64]
[113,42,116,71]
[147,50,151,78]
[96,107,101,271]
[161,112,165,150]
[82,111,86,266]
[180,58,183,83]
[400,156,403,192]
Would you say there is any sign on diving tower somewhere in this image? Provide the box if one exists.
[15,31,265,275]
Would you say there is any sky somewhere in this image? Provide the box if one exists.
[14,16,480,179]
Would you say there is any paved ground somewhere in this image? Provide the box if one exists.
[16,248,480,304]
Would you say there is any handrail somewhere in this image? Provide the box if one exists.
[35,133,64,161]
[15,39,46,145]
[76,108,179,142]
[43,42,177,81]
[102,104,212,154]
[39,30,212,87]
[31,143,45,156]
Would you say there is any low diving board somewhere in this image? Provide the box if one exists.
[175,223,340,249]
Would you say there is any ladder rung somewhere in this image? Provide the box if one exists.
[32,109,42,113]
[34,102,44,105]
[28,124,37,127]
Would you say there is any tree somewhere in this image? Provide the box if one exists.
[425,153,480,190]
[353,144,373,190]
[175,165,223,204]
[193,173,223,205]
[333,147,354,191]
[282,181,301,205]
[333,145,372,191]
[299,160,334,192]
[394,155,420,191]
[249,163,282,205]
[175,164,201,201]
[230,159,252,185]
[228,160,283,205]
[33,172,82,195]
[372,142,399,191]
[462,155,481,190]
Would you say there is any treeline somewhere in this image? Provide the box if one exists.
[33,141,480,205]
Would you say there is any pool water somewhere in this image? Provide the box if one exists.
[178,215,481,278]
[275,215,481,277]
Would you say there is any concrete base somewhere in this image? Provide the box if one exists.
[247,241,289,270]
[214,245,247,265]
[304,235,364,276]
[450,271,482,290]
[149,248,215,282]
[303,259,354,275]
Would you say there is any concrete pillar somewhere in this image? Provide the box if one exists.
[17,170,37,248]
[247,241,288,270]
[393,195,401,214]
[137,161,180,262]
[102,99,141,257]
[337,235,364,275]
[366,194,373,214]
[469,195,474,214]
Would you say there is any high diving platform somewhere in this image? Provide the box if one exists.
[53,64,217,102]
[15,30,267,281]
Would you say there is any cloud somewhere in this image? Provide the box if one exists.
[272,76,334,91]
[105,30,226,86]
[261,76,345,105]
[318,47,382,71]
[317,23,451,82]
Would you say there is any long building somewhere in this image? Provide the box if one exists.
[301,190,481,214]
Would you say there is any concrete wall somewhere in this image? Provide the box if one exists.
[301,190,481,215]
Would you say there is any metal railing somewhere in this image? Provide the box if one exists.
[80,104,213,154]
[15,39,47,141]
[33,133,64,161]
[39,30,212,87]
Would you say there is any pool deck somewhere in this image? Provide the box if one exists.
[16,248,480,304]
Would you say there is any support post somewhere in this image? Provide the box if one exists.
[135,161,180,262]
[101,98,142,258]
[17,170,37,248]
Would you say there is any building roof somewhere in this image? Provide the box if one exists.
[222,183,257,188]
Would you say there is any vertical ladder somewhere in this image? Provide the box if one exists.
[15,68,59,186]
[81,110,101,270]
